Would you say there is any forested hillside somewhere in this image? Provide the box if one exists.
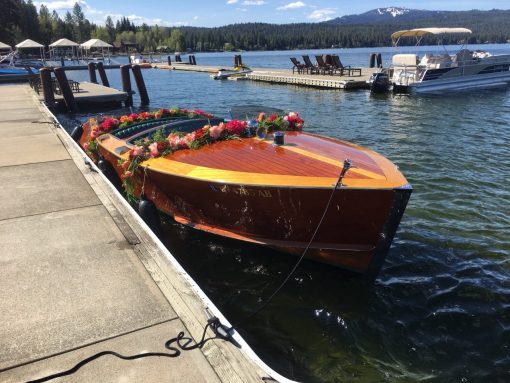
[1,1,509,52]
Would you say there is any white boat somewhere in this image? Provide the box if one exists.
[211,66,252,80]
[390,28,510,93]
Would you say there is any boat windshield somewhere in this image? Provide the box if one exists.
[229,105,284,120]
[126,118,225,144]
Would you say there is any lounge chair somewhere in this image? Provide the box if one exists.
[332,55,362,77]
[315,55,334,75]
[290,57,306,74]
[302,55,320,74]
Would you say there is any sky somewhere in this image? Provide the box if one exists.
[32,1,510,27]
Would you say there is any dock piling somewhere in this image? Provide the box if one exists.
[96,62,110,87]
[376,53,383,68]
[54,67,77,112]
[369,53,376,68]
[39,68,55,106]
[121,64,133,107]
[88,62,98,84]
[131,64,150,106]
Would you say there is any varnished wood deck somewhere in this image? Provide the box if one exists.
[101,131,408,189]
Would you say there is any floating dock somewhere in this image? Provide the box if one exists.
[38,81,129,107]
[152,63,372,90]
[0,83,285,383]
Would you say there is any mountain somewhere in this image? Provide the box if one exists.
[325,7,501,25]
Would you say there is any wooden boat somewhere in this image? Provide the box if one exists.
[78,107,411,277]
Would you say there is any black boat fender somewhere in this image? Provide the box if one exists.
[70,125,83,142]
[138,194,162,236]
[97,158,123,191]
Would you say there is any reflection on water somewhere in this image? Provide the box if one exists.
[58,53,510,382]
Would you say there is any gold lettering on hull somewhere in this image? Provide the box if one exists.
[210,184,272,198]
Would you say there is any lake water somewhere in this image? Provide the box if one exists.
[59,45,510,382]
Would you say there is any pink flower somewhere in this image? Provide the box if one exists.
[122,171,133,179]
[209,123,225,140]
[129,145,144,159]
[167,134,180,149]
[182,132,195,146]
[149,142,160,158]
[83,142,89,151]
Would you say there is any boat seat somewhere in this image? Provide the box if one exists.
[127,118,225,144]
[112,117,185,139]
[419,54,432,66]
[452,49,473,66]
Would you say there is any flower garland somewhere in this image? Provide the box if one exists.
[118,111,304,202]
[82,108,214,158]
[256,111,304,132]
[80,108,304,202]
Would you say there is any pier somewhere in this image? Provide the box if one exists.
[38,81,128,106]
[152,63,373,89]
[0,84,273,382]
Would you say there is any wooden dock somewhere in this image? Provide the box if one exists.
[58,81,128,103]
[152,63,373,90]
[37,81,128,108]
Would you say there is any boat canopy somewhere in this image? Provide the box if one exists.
[0,42,11,50]
[391,28,472,41]
[80,39,113,49]
[49,38,79,47]
[15,39,44,49]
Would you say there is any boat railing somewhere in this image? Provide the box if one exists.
[393,65,419,86]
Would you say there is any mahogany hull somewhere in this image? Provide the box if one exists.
[100,147,410,275]
[85,115,413,277]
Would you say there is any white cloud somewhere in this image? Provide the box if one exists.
[277,1,306,10]
[34,0,86,11]
[226,0,239,3]
[307,8,336,21]
[194,16,199,20]
[243,0,266,5]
